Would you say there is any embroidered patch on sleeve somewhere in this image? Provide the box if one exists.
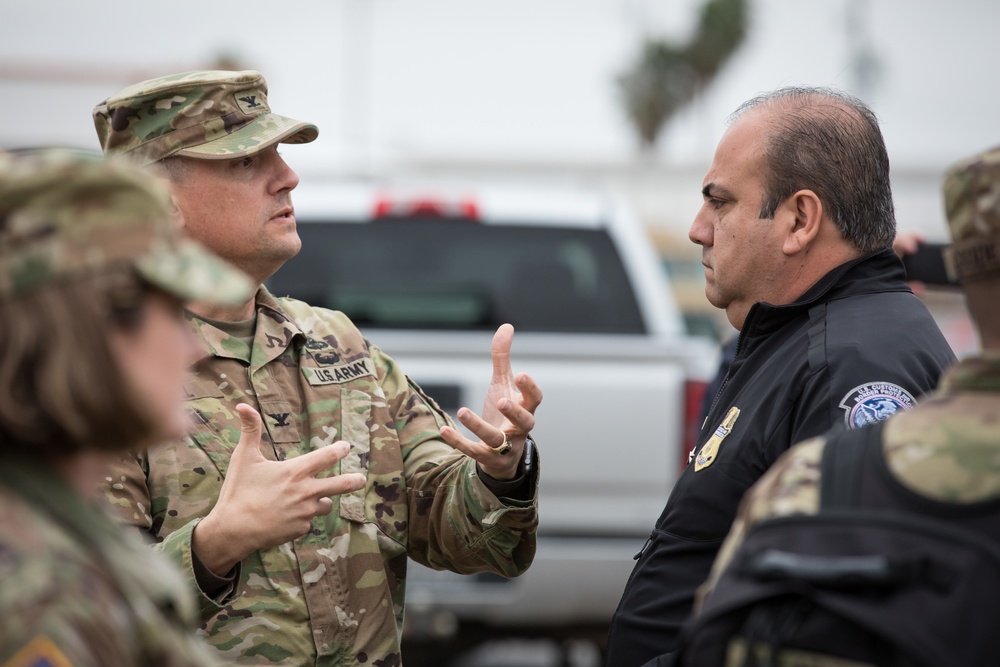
[838,382,916,429]
[2,636,74,667]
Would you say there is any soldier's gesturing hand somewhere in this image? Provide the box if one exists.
[192,403,366,575]
[440,323,543,480]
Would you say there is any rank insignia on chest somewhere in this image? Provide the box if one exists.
[694,406,740,471]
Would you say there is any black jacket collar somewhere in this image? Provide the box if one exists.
[738,248,910,349]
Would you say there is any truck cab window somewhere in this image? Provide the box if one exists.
[267,217,647,334]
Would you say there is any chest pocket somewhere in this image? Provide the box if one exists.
[338,388,371,523]
[184,379,224,402]
[184,379,228,446]
[180,378,239,484]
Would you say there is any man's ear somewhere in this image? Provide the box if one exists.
[169,194,186,230]
[779,189,823,256]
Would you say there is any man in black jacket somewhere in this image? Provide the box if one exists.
[604,86,956,666]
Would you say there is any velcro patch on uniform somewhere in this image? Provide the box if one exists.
[838,382,915,429]
[301,359,374,386]
[183,378,224,399]
[2,636,73,667]
[234,89,267,115]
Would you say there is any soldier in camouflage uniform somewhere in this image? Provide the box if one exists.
[0,151,253,665]
[92,70,542,666]
[684,145,1000,666]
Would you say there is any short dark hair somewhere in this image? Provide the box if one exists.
[156,155,191,182]
[731,86,895,254]
[0,268,160,458]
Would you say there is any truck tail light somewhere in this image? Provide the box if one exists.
[372,195,480,220]
[681,379,709,474]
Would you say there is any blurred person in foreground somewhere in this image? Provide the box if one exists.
[676,144,1000,667]
[606,86,956,666]
[92,70,542,666]
[0,151,253,665]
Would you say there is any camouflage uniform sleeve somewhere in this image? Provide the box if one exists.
[2,584,130,667]
[694,436,827,612]
[1,528,128,667]
[0,550,224,667]
[370,343,538,577]
[100,450,238,620]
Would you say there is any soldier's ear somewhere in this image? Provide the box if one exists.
[169,194,186,231]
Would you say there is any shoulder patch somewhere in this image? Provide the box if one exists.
[838,382,916,429]
[3,636,73,667]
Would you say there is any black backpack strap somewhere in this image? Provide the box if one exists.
[819,421,887,510]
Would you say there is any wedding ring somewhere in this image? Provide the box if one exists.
[491,434,513,456]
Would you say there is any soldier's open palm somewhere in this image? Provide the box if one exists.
[440,323,543,480]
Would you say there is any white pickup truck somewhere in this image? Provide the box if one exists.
[266,179,719,663]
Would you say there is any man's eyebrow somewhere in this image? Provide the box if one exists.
[702,183,733,199]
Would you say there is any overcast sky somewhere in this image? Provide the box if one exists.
[3,0,998,167]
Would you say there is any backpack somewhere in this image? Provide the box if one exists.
[672,421,1000,667]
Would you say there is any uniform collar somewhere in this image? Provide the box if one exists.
[188,285,306,369]
[739,248,909,349]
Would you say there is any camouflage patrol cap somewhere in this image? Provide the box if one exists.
[0,150,253,304]
[942,146,1000,282]
[93,70,318,165]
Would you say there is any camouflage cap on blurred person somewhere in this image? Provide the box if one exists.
[0,150,253,304]
[93,70,318,165]
[943,145,1000,283]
